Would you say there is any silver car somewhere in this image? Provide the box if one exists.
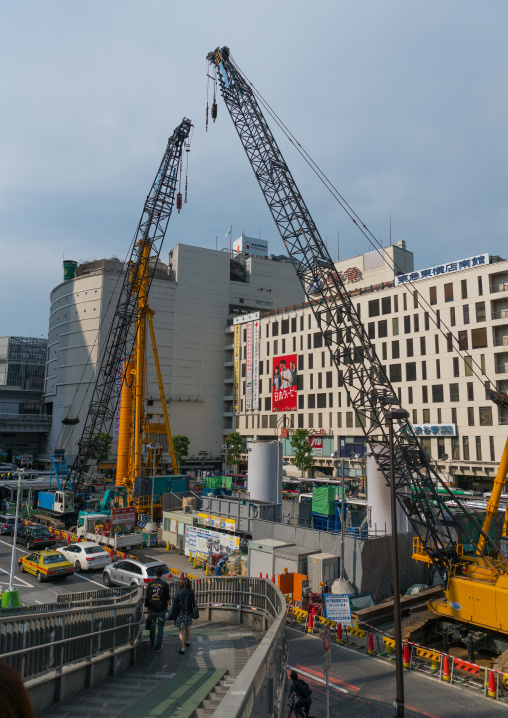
[0,515,20,535]
[103,555,172,587]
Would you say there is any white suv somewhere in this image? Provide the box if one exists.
[103,555,172,587]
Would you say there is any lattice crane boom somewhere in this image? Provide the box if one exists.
[207,47,497,579]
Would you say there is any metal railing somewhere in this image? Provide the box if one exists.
[0,587,143,683]
[1,579,287,718]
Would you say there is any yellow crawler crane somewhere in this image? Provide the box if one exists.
[411,435,508,669]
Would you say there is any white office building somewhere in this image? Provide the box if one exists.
[227,241,508,490]
[43,241,304,464]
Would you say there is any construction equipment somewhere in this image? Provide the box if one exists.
[50,118,192,518]
[207,46,508,664]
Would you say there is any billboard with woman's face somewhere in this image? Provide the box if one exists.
[272,353,297,412]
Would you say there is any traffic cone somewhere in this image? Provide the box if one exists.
[189,551,192,562]
[110,548,114,558]
[442,655,451,682]
[205,564,210,576]
[193,556,197,568]
[180,572,185,580]
[308,610,314,634]
[487,669,496,698]
[166,541,170,551]
[403,643,411,670]
[266,573,269,579]
[260,572,263,579]
[367,632,374,656]
[272,574,275,583]
[336,622,342,644]
[66,533,71,545]
[123,552,127,559]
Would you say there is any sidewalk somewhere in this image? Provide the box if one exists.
[41,619,261,718]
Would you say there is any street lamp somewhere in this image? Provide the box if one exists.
[383,398,410,718]
[4,468,24,608]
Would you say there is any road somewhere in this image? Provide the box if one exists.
[287,627,507,718]
[0,533,111,605]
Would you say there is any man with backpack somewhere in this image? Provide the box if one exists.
[289,670,313,717]
[145,566,170,653]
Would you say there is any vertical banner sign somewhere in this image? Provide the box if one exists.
[310,436,323,456]
[113,358,124,441]
[252,320,260,410]
[246,322,253,410]
[272,353,297,412]
[233,325,240,412]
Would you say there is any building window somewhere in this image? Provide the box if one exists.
[449,383,459,402]
[326,371,333,388]
[390,364,402,382]
[272,322,279,336]
[404,316,411,334]
[392,318,399,336]
[298,355,304,370]
[392,341,400,359]
[378,320,388,338]
[478,276,483,296]
[430,286,437,305]
[413,290,418,309]
[424,312,430,331]
[273,340,278,355]
[282,339,286,353]
[438,437,446,458]
[412,409,418,423]
[422,361,427,380]
[420,336,426,355]
[291,317,297,333]
[308,354,314,370]
[262,415,268,428]
[337,412,342,427]
[471,327,487,349]
[382,297,391,315]
[265,397,271,411]
[462,304,470,324]
[451,408,457,424]
[406,338,414,357]
[467,382,474,401]
[314,332,323,348]
[437,408,442,423]
[298,414,304,428]
[368,299,380,318]
[328,392,333,407]
[461,278,468,299]
[452,437,460,460]
[463,436,470,460]
[394,295,399,312]
[436,359,441,379]
[432,384,444,402]
[368,322,375,339]
[382,342,387,360]
[468,407,474,426]
[453,357,459,377]
[318,373,322,389]
[317,393,327,408]
[446,333,453,352]
[318,413,323,428]
[308,414,314,429]
[490,436,495,462]
[435,335,439,353]
[476,437,482,461]
[406,362,417,381]
[444,282,454,302]
[458,330,468,351]
[402,293,407,311]
[436,309,441,330]
[408,386,413,403]
[450,306,456,327]
[414,314,419,332]
[475,301,486,322]
[479,407,493,426]
[480,354,486,374]
[298,395,304,409]
[422,386,428,403]
[346,412,353,428]
[308,394,316,409]
[423,408,430,423]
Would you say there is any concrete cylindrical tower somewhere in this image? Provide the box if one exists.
[367,446,407,535]
[247,441,282,503]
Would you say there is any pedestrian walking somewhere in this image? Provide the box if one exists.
[170,577,198,655]
[145,566,170,654]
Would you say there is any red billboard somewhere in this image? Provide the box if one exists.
[272,353,297,412]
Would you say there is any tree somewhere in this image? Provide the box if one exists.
[93,432,113,465]
[225,431,243,474]
[172,435,190,471]
[290,428,314,477]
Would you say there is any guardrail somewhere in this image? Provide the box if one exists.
[2,578,287,717]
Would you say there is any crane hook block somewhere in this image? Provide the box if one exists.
[176,192,183,213]
[211,101,218,122]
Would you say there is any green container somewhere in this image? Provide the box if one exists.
[63,260,78,280]
[312,486,336,515]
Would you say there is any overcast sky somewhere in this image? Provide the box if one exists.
[1,2,507,338]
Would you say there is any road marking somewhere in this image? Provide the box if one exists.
[287,664,349,694]
[0,566,32,587]
[73,572,105,588]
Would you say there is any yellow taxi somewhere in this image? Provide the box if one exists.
[19,549,75,582]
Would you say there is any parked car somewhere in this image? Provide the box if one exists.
[0,515,21,535]
[18,549,74,582]
[103,555,172,587]
[58,541,112,572]
[16,524,57,550]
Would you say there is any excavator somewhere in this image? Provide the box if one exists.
[206,46,508,671]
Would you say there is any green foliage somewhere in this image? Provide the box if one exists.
[172,435,190,469]
[225,431,243,471]
[93,432,113,463]
[289,428,314,476]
